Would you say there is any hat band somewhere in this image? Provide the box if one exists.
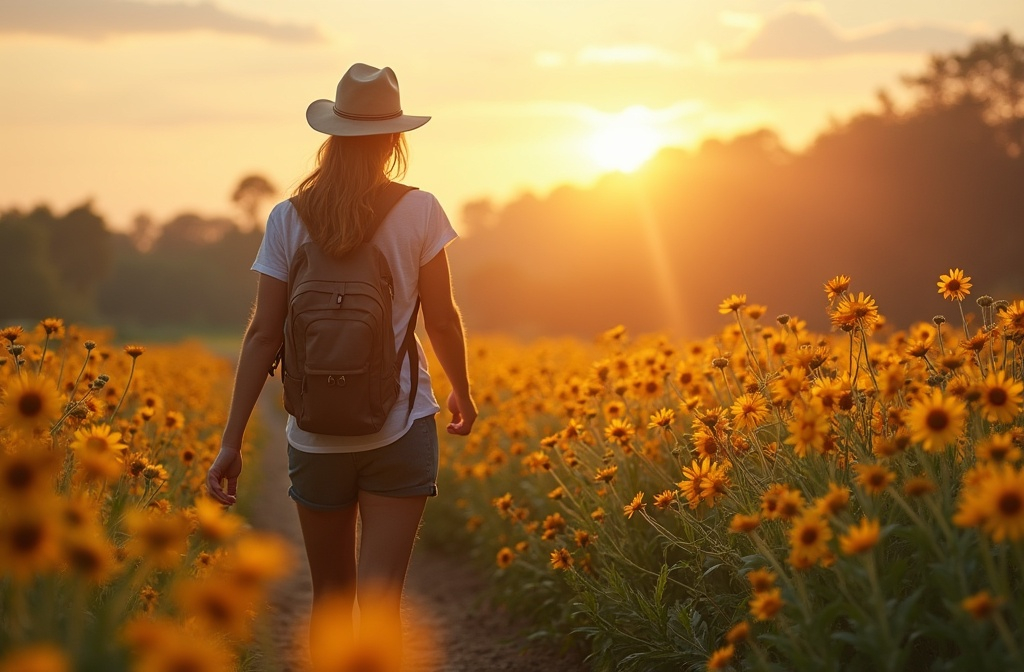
[333,106,404,121]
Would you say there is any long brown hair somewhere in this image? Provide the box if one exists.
[292,133,408,257]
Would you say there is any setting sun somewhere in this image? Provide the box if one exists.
[588,106,666,173]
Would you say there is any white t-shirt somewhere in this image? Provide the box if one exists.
[251,189,458,453]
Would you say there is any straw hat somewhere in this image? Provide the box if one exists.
[306,63,430,136]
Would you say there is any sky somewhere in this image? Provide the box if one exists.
[1,0,1022,232]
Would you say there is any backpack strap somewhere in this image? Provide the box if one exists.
[397,296,421,419]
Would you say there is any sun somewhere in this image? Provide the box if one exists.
[588,107,665,173]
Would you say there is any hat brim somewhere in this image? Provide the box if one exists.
[306,100,430,137]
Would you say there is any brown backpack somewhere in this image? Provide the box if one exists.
[273,182,419,435]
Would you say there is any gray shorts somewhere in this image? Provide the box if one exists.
[287,414,439,511]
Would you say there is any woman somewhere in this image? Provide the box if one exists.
[206,63,477,662]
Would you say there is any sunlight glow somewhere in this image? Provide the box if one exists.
[588,107,667,173]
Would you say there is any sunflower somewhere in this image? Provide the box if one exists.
[0,644,70,672]
[813,483,850,517]
[70,424,128,481]
[730,392,770,432]
[903,475,939,498]
[823,274,851,302]
[678,458,730,509]
[760,483,805,521]
[122,618,235,672]
[788,511,833,568]
[192,497,244,542]
[978,371,1023,424]
[603,418,635,446]
[725,621,751,644]
[999,299,1024,340]
[839,517,881,555]
[62,532,117,585]
[853,463,896,495]
[550,548,573,570]
[0,508,61,581]
[729,513,761,534]
[652,490,677,510]
[707,644,735,670]
[220,532,294,592]
[907,390,967,452]
[830,292,879,331]
[0,375,62,434]
[749,588,784,621]
[174,578,253,640]
[0,445,59,507]
[623,492,646,519]
[496,547,514,569]
[976,432,1022,463]
[963,464,1024,543]
[718,294,747,314]
[746,567,777,593]
[647,407,675,430]
[594,465,618,484]
[937,268,972,301]
[122,510,190,570]
[961,590,1004,620]
[785,400,830,457]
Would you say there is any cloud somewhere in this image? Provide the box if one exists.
[0,0,323,43]
[730,5,975,60]
[534,43,712,69]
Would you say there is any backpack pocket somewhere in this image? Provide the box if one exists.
[297,366,386,435]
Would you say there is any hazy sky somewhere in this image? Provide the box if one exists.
[1,0,1022,230]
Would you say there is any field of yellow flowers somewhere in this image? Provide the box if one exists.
[0,323,293,671]
[425,269,1024,672]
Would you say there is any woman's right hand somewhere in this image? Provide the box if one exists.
[206,447,243,506]
[446,390,477,435]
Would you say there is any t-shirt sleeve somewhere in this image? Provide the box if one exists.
[420,194,459,266]
[251,203,290,282]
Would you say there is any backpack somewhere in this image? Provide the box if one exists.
[272,182,420,435]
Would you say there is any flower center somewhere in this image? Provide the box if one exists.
[997,491,1022,517]
[17,392,43,418]
[5,462,33,491]
[800,527,819,545]
[987,388,1008,407]
[12,521,43,553]
[925,409,950,431]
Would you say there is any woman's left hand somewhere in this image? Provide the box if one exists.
[206,447,242,506]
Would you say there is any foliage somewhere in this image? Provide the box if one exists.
[426,271,1024,671]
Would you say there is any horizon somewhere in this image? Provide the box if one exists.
[2,0,1022,231]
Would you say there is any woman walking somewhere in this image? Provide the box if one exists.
[206,63,477,668]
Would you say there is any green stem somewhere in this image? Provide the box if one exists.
[109,357,138,421]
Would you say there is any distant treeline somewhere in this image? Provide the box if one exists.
[2,35,1022,339]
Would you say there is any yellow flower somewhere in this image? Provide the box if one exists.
[574,529,595,548]
[0,446,60,507]
[550,548,573,570]
[937,268,972,301]
[678,457,730,509]
[725,621,750,644]
[729,513,761,534]
[746,567,777,593]
[0,644,70,672]
[961,590,1004,620]
[813,483,850,517]
[0,375,62,435]
[718,294,747,314]
[839,517,881,555]
[173,578,253,640]
[62,531,117,585]
[955,464,1024,543]
[823,274,851,301]
[652,489,677,510]
[760,483,805,521]
[978,371,1023,424]
[788,511,833,568]
[999,299,1024,339]
[496,547,514,569]
[707,644,735,670]
[603,418,635,446]
[647,407,676,430]
[975,432,1022,463]
[594,465,618,484]
[830,292,880,330]
[730,392,770,432]
[70,424,128,481]
[40,318,65,337]
[785,399,830,457]
[907,390,967,452]
[121,617,235,672]
[623,492,646,519]
[221,532,294,591]
[192,497,244,542]
[853,463,896,496]
[0,508,61,582]
[903,475,938,498]
[749,588,783,621]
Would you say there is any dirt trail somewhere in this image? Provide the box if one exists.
[247,387,587,672]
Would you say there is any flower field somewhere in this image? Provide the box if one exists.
[0,323,293,671]
[425,270,1024,671]
[2,267,1022,672]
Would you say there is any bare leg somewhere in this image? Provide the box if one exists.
[356,491,427,666]
[295,501,359,665]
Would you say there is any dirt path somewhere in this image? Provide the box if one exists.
[246,387,587,672]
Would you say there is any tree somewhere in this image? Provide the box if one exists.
[231,174,277,230]
[903,32,1024,155]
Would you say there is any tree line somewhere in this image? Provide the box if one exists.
[2,35,1022,339]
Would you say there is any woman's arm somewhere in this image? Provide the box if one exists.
[207,273,287,505]
[420,248,477,435]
